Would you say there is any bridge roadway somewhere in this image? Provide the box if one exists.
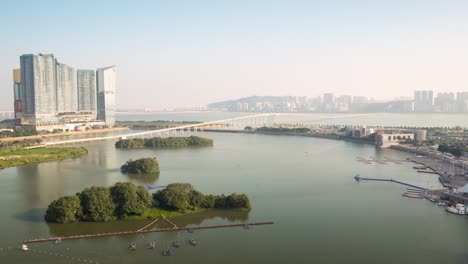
[41,112,375,146]
[44,113,276,146]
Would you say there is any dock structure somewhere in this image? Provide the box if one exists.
[356,156,409,165]
[354,175,427,190]
[22,222,274,244]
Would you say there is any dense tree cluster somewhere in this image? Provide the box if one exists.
[438,143,466,158]
[0,130,38,138]
[45,182,251,224]
[121,157,160,174]
[256,127,310,134]
[45,182,152,223]
[153,183,251,212]
[115,136,214,149]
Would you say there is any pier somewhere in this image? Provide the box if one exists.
[354,175,427,190]
[22,221,274,244]
[356,156,410,164]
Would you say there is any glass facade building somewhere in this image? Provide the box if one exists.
[20,54,58,124]
[77,70,97,112]
[56,62,77,113]
[96,66,116,126]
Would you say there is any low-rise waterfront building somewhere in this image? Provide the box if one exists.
[376,131,414,148]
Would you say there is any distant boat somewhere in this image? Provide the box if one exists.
[163,248,172,256]
[129,243,137,251]
[55,238,62,244]
[354,174,361,181]
[173,241,181,248]
[446,206,459,214]
[20,244,28,251]
[147,242,156,249]
[189,239,197,246]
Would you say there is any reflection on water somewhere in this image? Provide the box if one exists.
[15,208,46,223]
[47,209,249,237]
[124,173,159,185]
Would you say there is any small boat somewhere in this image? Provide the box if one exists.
[446,206,459,214]
[20,244,29,251]
[129,243,137,251]
[147,242,156,249]
[437,202,446,206]
[54,238,62,244]
[173,241,181,248]
[188,227,194,233]
[244,224,250,229]
[189,239,197,246]
[162,248,172,256]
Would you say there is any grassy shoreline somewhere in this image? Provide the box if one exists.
[0,147,88,169]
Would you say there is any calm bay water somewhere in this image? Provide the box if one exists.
[0,131,466,263]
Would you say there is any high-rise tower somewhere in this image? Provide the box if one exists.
[96,66,116,126]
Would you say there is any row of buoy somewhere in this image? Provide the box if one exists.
[129,238,198,256]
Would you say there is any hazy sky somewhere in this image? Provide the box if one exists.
[1,0,468,110]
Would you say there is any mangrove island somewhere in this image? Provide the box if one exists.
[121,157,160,174]
[115,136,214,149]
[45,182,251,223]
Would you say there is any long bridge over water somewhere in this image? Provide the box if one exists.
[42,113,374,146]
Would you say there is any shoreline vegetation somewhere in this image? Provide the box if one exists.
[115,136,214,149]
[45,182,251,223]
[0,147,88,169]
[121,157,160,175]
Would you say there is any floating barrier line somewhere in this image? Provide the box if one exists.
[23,222,274,244]
[354,175,427,190]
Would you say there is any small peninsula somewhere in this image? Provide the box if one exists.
[45,182,251,223]
[0,147,88,169]
[115,136,214,149]
[121,157,160,174]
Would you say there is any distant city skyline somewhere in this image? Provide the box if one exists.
[1,1,468,110]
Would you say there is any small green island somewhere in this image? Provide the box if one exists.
[45,182,251,223]
[0,147,88,169]
[115,136,214,149]
[121,157,160,174]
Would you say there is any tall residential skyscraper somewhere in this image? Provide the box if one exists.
[77,70,97,113]
[20,54,58,124]
[56,62,77,113]
[322,93,335,112]
[97,66,116,126]
[414,90,433,112]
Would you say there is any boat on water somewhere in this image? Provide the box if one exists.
[189,239,197,246]
[173,241,181,248]
[446,204,466,215]
[129,243,137,251]
[163,248,172,256]
[55,238,62,244]
[147,242,156,249]
[446,206,459,214]
[20,244,29,251]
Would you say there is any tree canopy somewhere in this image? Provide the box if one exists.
[115,136,213,149]
[80,187,116,222]
[121,157,160,174]
[110,182,152,217]
[45,182,251,223]
[153,183,251,213]
[45,195,82,223]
